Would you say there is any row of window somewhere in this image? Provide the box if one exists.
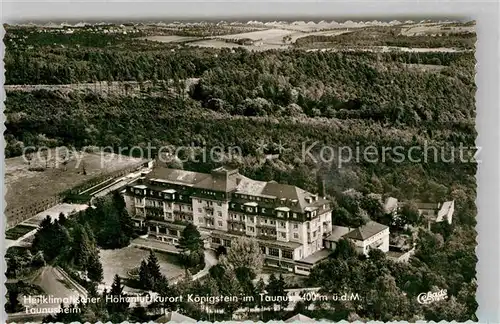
[196,199,223,207]
[198,208,223,217]
[149,226,179,237]
[211,237,294,259]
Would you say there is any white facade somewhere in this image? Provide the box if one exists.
[351,227,390,255]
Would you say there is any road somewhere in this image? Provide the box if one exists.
[31,266,87,307]
[7,266,87,323]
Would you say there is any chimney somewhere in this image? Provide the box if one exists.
[317,175,326,197]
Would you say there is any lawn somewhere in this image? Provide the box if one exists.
[5,148,145,224]
[99,246,184,287]
[5,224,38,240]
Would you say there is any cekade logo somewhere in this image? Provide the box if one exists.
[417,289,448,304]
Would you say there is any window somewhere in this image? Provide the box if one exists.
[282,250,293,259]
[260,246,266,254]
[248,226,255,232]
[218,221,223,227]
[269,248,280,257]
[209,201,213,206]
[198,208,202,213]
[217,202,222,207]
[198,217,204,223]
[217,211,222,217]
[212,237,221,244]
[280,232,286,238]
[293,233,299,239]
[270,220,276,225]
[197,199,202,203]
[264,219,268,224]
[293,224,298,230]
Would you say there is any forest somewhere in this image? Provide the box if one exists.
[4,24,477,321]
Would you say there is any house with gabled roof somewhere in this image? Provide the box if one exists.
[384,197,455,226]
[342,221,390,255]
[324,221,389,256]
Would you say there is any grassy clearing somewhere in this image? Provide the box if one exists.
[5,224,38,240]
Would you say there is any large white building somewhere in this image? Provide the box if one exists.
[123,166,333,273]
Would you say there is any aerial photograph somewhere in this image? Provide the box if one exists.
[3,10,477,323]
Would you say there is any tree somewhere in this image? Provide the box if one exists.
[178,224,205,270]
[72,224,93,269]
[130,303,148,322]
[217,268,243,317]
[223,237,264,275]
[333,238,358,259]
[265,273,287,310]
[58,212,67,226]
[6,285,21,313]
[107,275,129,316]
[87,252,104,283]
[139,259,152,290]
[147,250,162,280]
[178,223,203,252]
[400,202,420,226]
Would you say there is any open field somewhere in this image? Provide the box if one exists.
[401,22,475,36]
[5,148,145,220]
[99,246,184,287]
[141,35,200,43]
[218,28,293,42]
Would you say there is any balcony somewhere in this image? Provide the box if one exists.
[257,234,277,241]
[146,215,166,222]
[174,210,193,217]
[173,219,191,226]
[145,205,163,212]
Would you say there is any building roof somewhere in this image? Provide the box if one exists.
[384,197,399,214]
[343,221,388,241]
[284,313,315,323]
[156,311,196,323]
[147,167,209,186]
[415,202,440,210]
[143,166,329,213]
[296,248,331,265]
[324,226,351,242]
[436,200,454,223]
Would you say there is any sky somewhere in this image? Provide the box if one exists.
[1,1,476,24]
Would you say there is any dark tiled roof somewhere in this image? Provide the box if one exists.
[144,167,330,213]
[146,167,209,186]
[343,221,388,241]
